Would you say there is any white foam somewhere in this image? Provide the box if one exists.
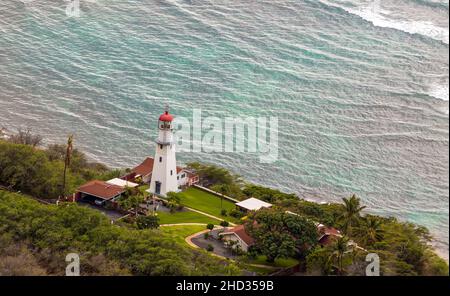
[322,0,449,44]
[428,83,449,101]
[426,82,449,115]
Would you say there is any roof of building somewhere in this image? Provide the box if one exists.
[317,224,341,237]
[235,198,272,211]
[159,111,174,122]
[77,180,125,200]
[185,170,198,178]
[222,225,255,246]
[131,157,155,177]
[318,234,338,246]
[106,178,139,188]
[131,157,194,178]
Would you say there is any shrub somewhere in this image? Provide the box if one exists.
[206,244,214,252]
[229,209,244,219]
[206,223,215,231]
[204,233,209,240]
[136,215,160,229]
[220,221,229,227]
[221,209,228,216]
[247,246,258,259]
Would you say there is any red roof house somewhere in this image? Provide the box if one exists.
[221,225,255,252]
[76,180,125,204]
[317,224,342,246]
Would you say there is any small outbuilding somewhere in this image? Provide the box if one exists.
[75,180,125,206]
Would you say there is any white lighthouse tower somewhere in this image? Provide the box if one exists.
[148,107,179,197]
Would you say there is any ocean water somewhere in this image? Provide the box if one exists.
[0,0,448,259]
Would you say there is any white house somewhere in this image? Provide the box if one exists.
[220,225,255,252]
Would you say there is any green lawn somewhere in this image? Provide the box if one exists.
[180,187,239,223]
[157,210,220,225]
[159,225,206,245]
[243,255,299,268]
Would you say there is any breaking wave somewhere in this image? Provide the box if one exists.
[321,0,449,44]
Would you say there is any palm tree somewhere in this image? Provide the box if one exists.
[61,135,73,199]
[328,236,350,275]
[354,216,384,246]
[340,194,366,236]
[212,184,230,210]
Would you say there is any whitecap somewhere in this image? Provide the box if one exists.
[428,82,449,101]
[321,0,449,44]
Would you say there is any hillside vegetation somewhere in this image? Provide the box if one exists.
[0,190,240,276]
[0,139,119,199]
[0,136,447,276]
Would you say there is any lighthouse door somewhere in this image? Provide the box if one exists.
[155,181,161,195]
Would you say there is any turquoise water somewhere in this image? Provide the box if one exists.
[0,0,448,259]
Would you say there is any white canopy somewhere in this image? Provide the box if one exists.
[236,198,272,211]
[106,178,139,188]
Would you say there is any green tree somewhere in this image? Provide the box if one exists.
[328,236,350,275]
[247,208,318,263]
[118,194,144,217]
[339,194,366,236]
[306,247,333,275]
[61,135,73,198]
[166,191,184,213]
[211,184,230,210]
[187,162,243,198]
[354,216,384,246]
[242,184,297,203]
[206,223,215,232]
[136,215,160,229]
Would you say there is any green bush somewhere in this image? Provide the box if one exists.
[229,209,244,219]
[136,215,160,229]
[220,221,229,227]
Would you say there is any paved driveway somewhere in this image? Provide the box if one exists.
[191,231,239,259]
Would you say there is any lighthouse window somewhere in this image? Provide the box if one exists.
[159,157,162,162]
[170,170,173,176]
[160,145,163,149]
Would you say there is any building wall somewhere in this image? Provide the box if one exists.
[149,142,179,196]
[142,173,152,184]
[177,171,187,187]
[221,233,249,252]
